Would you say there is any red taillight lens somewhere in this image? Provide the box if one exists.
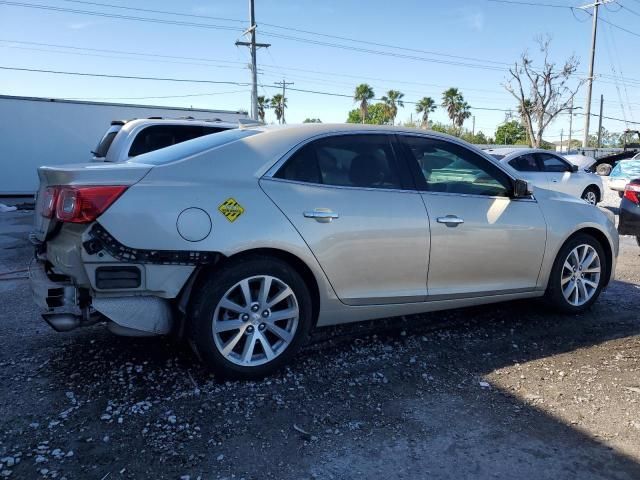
[55,185,128,223]
[41,186,59,218]
[624,182,640,205]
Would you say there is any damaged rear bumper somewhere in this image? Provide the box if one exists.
[30,258,175,336]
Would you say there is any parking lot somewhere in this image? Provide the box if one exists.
[0,184,639,480]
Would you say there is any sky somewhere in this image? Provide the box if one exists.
[1,0,639,142]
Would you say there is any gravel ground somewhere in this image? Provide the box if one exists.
[0,187,639,480]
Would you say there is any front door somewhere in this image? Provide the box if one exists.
[536,152,577,196]
[261,133,430,306]
[399,134,547,299]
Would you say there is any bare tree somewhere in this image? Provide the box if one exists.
[504,37,583,148]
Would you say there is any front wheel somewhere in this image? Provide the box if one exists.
[581,186,599,205]
[545,234,607,313]
[189,256,313,379]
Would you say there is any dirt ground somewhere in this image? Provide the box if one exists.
[1,185,639,480]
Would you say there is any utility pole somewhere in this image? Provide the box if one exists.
[274,79,293,124]
[235,0,270,121]
[568,100,574,153]
[472,116,476,137]
[580,0,613,147]
[560,129,564,152]
[597,94,604,148]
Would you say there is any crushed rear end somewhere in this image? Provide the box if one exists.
[30,161,183,336]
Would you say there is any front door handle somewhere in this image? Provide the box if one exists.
[436,215,464,227]
[304,209,339,223]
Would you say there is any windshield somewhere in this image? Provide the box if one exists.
[93,130,118,158]
[612,160,640,178]
[127,128,260,165]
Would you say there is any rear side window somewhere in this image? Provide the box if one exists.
[537,153,570,173]
[509,154,540,172]
[275,134,403,189]
[128,125,229,157]
[93,130,118,158]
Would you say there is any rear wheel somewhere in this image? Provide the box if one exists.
[189,256,313,379]
[581,186,599,205]
[545,234,607,313]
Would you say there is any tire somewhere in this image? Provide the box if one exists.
[581,186,599,205]
[596,164,612,176]
[545,233,608,313]
[188,255,313,380]
[636,236,640,248]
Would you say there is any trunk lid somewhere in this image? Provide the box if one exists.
[34,162,153,241]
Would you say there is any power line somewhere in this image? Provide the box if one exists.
[57,0,247,24]
[58,0,510,67]
[0,1,244,31]
[486,0,574,9]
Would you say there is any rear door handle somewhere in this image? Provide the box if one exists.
[436,215,464,227]
[304,209,339,223]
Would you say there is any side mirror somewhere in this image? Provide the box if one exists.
[513,179,533,198]
[571,164,579,173]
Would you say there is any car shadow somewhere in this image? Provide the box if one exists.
[27,278,640,479]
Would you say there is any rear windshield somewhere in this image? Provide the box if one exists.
[128,128,261,165]
[93,131,118,158]
[128,125,230,157]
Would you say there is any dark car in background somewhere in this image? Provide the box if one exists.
[618,179,640,246]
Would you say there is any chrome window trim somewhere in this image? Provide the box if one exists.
[260,176,421,195]
[419,190,537,202]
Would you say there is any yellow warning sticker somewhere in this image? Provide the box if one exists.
[218,198,245,222]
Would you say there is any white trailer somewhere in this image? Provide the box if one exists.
[0,95,248,195]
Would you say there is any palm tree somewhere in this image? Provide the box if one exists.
[415,97,436,129]
[354,84,375,124]
[257,96,270,123]
[381,90,404,125]
[455,101,472,132]
[442,88,462,128]
[270,94,286,124]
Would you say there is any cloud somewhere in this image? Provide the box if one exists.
[68,21,94,30]
[458,9,485,32]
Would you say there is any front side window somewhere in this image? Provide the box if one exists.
[400,136,511,197]
[509,154,540,172]
[275,134,402,189]
[537,153,570,173]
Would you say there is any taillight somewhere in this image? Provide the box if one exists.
[624,182,640,205]
[54,186,128,223]
[41,186,59,218]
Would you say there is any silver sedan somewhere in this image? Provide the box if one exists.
[31,124,619,378]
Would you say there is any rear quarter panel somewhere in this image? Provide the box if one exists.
[97,136,339,305]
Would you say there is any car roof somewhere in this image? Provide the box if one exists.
[131,123,507,172]
[484,147,557,162]
[119,118,239,129]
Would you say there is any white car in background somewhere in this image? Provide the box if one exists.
[485,148,604,205]
[92,117,239,162]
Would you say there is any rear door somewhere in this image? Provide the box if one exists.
[260,133,430,306]
[398,134,546,298]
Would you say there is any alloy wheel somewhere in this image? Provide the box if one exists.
[583,190,598,205]
[212,275,299,367]
[561,244,601,306]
